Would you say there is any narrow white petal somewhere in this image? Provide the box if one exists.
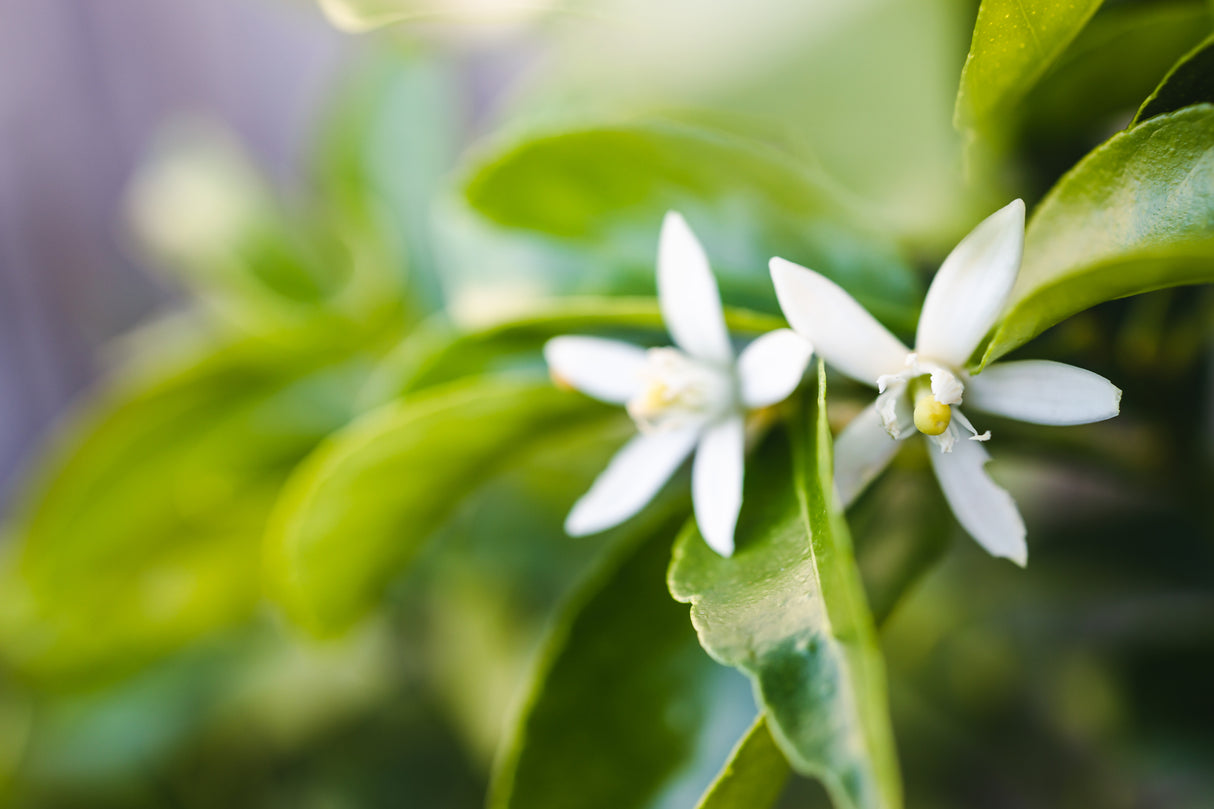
[965,360,1122,425]
[736,329,814,409]
[928,437,1027,566]
[658,212,733,365]
[915,199,1025,368]
[835,402,904,507]
[544,336,648,404]
[692,416,746,557]
[565,427,699,536]
[769,257,909,386]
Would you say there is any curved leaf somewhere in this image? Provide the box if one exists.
[955,0,1104,132]
[983,104,1214,365]
[490,525,755,809]
[0,331,364,682]
[669,367,901,809]
[267,379,615,635]
[362,298,786,406]
[1135,33,1214,124]
[462,121,921,331]
[695,716,790,809]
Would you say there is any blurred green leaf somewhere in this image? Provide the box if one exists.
[267,379,615,636]
[669,368,901,809]
[364,298,786,406]
[315,0,556,32]
[0,330,367,682]
[1135,33,1214,124]
[462,121,921,330]
[955,0,1104,133]
[983,104,1214,365]
[489,523,756,809]
[1021,3,1211,148]
[695,716,790,809]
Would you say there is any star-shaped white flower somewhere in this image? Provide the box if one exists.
[770,199,1121,566]
[545,212,813,556]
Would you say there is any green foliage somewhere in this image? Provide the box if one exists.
[955,0,1105,134]
[0,330,369,683]
[983,104,1214,365]
[489,524,755,809]
[1135,33,1214,123]
[462,121,922,330]
[267,380,618,635]
[695,717,791,809]
[669,368,901,809]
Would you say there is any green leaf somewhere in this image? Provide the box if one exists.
[267,379,615,635]
[695,716,791,809]
[955,0,1104,132]
[362,298,786,406]
[0,330,365,682]
[669,366,901,809]
[461,121,921,331]
[315,0,554,32]
[490,524,756,809]
[983,104,1214,365]
[1135,33,1214,124]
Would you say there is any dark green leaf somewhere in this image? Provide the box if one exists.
[461,121,921,331]
[1135,33,1214,124]
[267,379,615,635]
[669,367,901,809]
[695,716,790,809]
[955,0,1104,132]
[983,104,1214,365]
[490,525,756,809]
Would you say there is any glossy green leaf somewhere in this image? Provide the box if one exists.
[669,367,901,809]
[490,524,756,809]
[462,121,921,331]
[363,298,786,406]
[1135,33,1214,124]
[0,330,365,682]
[267,379,615,635]
[695,716,790,809]
[983,104,1214,365]
[955,0,1104,132]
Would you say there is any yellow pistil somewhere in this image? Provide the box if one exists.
[912,381,951,436]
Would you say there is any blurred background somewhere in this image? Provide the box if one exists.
[1,0,1213,807]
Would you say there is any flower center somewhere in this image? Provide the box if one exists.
[910,376,951,436]
[626,348,732,432]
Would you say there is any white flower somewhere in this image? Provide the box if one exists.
[770,199,1121,566]
[545,212,814,556]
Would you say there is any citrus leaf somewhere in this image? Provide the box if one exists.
[983,104,1214,366]
[267,379,614,635]
[1134,33,1214,124]
[461,121,921,331]
[694,716,790,809]
[669,365,901,809]
[955,0,1104,132]
[489,524,756,809]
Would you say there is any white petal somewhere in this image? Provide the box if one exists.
[736,329,814,409]
[928,436,1027,566]
[770,257,909,386]
[543,336,648,404]
[658,212,733,365]
[692,416,746,557]
[565,427,699,536]
[964,360,1122,425]
[834,402,903,507]
[915,199,1025,368]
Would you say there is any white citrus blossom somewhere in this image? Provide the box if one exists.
[770,199,1121,566]
[545,212,813,556]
